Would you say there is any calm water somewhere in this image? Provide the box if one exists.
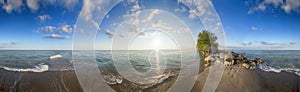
[0,50,189,87]
[0,50,183,73]
[1,50,299,73]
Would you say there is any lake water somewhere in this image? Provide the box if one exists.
[233,50,300,75]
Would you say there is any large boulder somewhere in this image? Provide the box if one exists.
[249,61,256,70]
[204,55,211,62]
[234,54,247,62]
[242,63,250,69]
[254,58,264,64]
[224,60,235,66]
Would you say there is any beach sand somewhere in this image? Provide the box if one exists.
[0,64,299,92]
[0,69,82,92]
[192,64,300,92]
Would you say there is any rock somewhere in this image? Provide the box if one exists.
[225,52,234,59]
[242,63,250,69]
[241,60,248,63]
[231,52,239,57]
[215,58,223,64]
[224,61,230,66]
[204,55,211,63]
[224,60,235,66]
[219,53,226,59]
[254,58,264,64]
[249,62,256,70]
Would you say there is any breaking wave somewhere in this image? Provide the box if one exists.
[259,63,300,76]
[49,54,62,59]
[0,63,49,72]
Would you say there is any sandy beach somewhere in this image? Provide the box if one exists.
[0,63,299,92]
[192,64,300,92]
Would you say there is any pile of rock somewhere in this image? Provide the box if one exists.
[203,51,264,70]
[227,52,264,69]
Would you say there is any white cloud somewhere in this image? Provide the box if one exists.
[26,0,39,12]
[40,26,56,32]
[1,0,80,14]
[131,1,141,12]
[240,42,252,46]
[123,1,143,26]
[1,0,23,13]
[251,26,258,31]
[38,24,75,33]
[281,0,300,13]
[127,17,140,25]
[229,41,297,50]
[81,0,108,21]
[36,14,51,23]
[151,20,172,30]
[240,41,296,46]
[175,6,187,12]
[43,34,71,39]
[248,0,300,14]
[264,0,283,7]
[79,0,111,32]
[103,29,114,38]
[59,0,79,11]
[123,0,142,18]
[141,9,160,22]
[61,24,73,33]
[0,42,16,48]
[188,9,197,20]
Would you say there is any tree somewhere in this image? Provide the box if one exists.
[197,30,218,71]
[197,30,219,56]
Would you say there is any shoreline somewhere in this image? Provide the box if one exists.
[192,64,300,92]
[0,51,299,91]
[0,64,299,92]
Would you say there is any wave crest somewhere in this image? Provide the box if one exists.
[49,54,62,59]
[259,64,300,76]
[0,63,49,72]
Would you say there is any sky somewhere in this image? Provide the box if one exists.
[0,0,300,50]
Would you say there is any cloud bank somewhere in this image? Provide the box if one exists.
[43,34,70,39]
[248,0,300,14]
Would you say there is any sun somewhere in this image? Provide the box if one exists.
[152,38,161,51]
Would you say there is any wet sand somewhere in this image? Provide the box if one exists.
[0,64,299,92]
[0,69,82,92]
[0,69,176,92]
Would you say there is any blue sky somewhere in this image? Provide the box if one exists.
[0,0,299,50]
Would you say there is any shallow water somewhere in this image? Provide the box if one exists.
[233,50,300,75]
[0,50,189,88]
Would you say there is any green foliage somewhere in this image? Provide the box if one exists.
[196,30,218,52]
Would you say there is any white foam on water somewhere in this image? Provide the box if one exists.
[0,63,49,72]
[136,72,175,89]
[295,71,300,76]
[49,54,62,59]
[258,64,281,73]
[258,64,300,76]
